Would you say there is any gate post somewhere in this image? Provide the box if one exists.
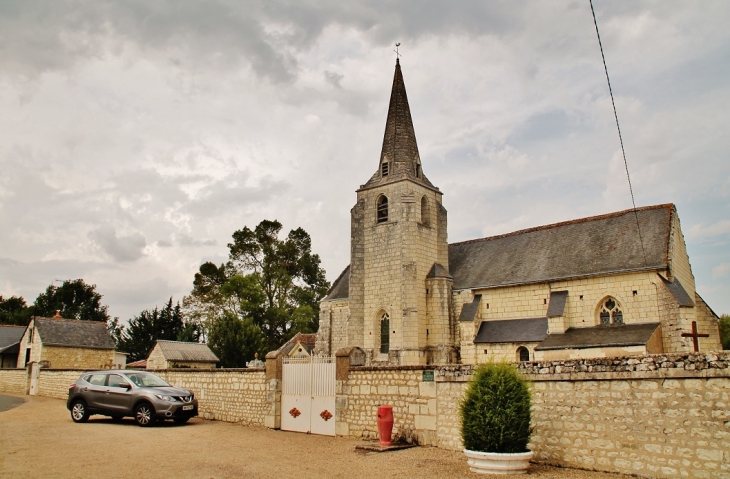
[264,350,283,429]
[334,347,366,436]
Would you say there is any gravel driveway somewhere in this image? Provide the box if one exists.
[0,394,636,479]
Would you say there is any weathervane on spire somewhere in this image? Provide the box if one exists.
[394,43,402,61]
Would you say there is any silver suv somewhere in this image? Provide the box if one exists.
[67,370,198,427]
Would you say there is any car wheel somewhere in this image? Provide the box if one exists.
[134,403,156,427]
[173,417,190,424]
[70,400,90,423]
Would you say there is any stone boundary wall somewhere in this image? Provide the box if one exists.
[0,369,27,395]
[155,369,267,425]
[38,369,83,399]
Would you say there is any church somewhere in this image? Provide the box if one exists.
[314,60,722,366]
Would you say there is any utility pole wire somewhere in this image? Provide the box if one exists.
[589,0,648,267]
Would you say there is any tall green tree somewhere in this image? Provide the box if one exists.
[32,279,110,321]
[0,295,32,325]
[113,298,200,362]
[720,314,730,350]
[185,219,329,355]
[208,312,266,368]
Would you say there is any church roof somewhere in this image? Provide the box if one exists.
[324,204,675,300]
[34,318,116,349]
[474,317,549,344]
[360,60,437,192]
[535,322,660,351]
[449,204,674,290]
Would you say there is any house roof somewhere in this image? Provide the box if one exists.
[324,264,350,301]
[0,325,25,354]
[458,295,481,322]
[535,322,661,351]
[449,204,673,290]
[154,340,218,363]
[126,359,147,369]
[474,318,549,344]
[34,318,116,349]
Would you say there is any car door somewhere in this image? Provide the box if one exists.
[103,374,134,415]
[83,373,108,410]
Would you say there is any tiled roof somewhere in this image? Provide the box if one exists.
[126,359,147,368]
[155,340,219,362]
[661,276,694,307]
[0,325,25,353]
[360,60,437,193]
[35,318,116,349]
[458,295,481,322]
[474,318,549,344]
[323,205,674,301]
[449,205,673,290]
[535,322,661,351]
[547,291,568,317]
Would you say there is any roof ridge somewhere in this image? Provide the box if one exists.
[35,317,109,324]
[450,203,674,247]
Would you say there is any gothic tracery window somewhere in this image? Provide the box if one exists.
[377,195,388,224]
[599,297,623,325]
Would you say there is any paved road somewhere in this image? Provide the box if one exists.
[0,394,24,412]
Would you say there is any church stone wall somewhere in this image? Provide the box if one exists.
[695,294,723,351]
[668,209,696,303]
[316,299,350,356]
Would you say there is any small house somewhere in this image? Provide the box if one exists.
[17,316,117,369]
[146,340,218,370]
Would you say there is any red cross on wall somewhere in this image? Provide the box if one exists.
[681,321,709,352]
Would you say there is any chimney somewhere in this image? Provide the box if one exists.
[53,310,62,319]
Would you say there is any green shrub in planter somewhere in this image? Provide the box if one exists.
[460,362,532,453]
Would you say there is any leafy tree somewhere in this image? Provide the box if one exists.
[0,295,32,325]
[208,312,266,368]
[114,298,200,362]
[185,219,329,355]
[32,279,110,321]
[720,314,730,350]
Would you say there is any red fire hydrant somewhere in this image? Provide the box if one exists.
[377,405,394,446]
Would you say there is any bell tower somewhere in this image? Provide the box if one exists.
[348,60,455,365]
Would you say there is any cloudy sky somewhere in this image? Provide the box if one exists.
[1,1,729,322]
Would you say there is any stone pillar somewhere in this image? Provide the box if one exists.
[334,347,366,436]
[264,350,282,429]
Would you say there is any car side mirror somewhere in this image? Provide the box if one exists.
[119,382,131,389]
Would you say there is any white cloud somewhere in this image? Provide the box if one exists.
[713,263,730,279]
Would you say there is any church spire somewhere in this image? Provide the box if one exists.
[361,59,435,191]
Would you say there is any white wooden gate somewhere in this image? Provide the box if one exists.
[281,356,335,436]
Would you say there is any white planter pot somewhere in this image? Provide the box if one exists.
[463,449,533,475]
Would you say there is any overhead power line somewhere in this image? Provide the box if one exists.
[589,0,648,267]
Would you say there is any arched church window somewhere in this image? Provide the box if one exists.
[517,346,530,362]
[420,196,430,225]
[599,297,623,325]
[381,162,389,176]
[380,312,390,354]
[377,195,388,224]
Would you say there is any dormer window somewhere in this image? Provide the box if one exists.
[381,162,389,176]
[377,195,388,223]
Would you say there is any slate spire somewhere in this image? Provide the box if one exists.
[361,59,435,190]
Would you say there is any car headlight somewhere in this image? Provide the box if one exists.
[155,394,177,402]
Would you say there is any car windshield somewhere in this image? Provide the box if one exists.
[124,372,171,388]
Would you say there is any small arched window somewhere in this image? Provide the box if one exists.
[377,195,388,224]
[517,346,530,362]
[420,196,430,225]
[380,312,390,354]
[599,297,623,325]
